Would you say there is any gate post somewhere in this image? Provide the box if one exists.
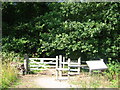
[63,56,65,69]
[56,56,59,80]
[59,55,62,78]
[68,58,70,79]
[78,57,81,74]
[100,59,103,62]
[24,54,29,74]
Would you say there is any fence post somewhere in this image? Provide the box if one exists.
[24,54,29,74]
[56,56,59,80]
[59,55,62,78]
[68,58,70,79]
[78,57,81,74]
[63,56,65,69]
[100,59,103,62]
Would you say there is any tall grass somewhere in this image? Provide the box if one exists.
[1,63,18,88]
[1,52,23,89]
[69,59,120,88]
[69,72,111,88]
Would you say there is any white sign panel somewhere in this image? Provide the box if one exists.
[86,60,108,70]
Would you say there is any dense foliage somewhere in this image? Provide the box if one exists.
[2,2,120,62]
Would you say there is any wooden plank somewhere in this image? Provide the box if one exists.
[44,62,56,64]
[44,66,56,68]
[29,58,56,60]
[56,56,59,80]
[29,65,44,67]
[81,65,87,67]
[78,57,81,74]
[63,57,65,68]
[30,68,46,70]
[68,65,81,67]
[29,62,43,64]
[60,62,68,64]
[68,72,79,75]
[56,68,69,71]
[81,61,86,63]
[68,58,70,79]
[59,55,62,78]
[69,69,79,71]
[70,63,79,65]
[29,65,39,67]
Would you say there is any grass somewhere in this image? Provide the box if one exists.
[1,63,18,89]
[1,51,23,89]
[69,72,111,88]
[69,71,119,88]
[69,59,120,88]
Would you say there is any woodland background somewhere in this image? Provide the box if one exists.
[2,2,120,62]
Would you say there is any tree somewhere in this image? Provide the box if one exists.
[2,2,120,62]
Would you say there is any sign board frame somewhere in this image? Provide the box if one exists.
[86,60,108,74]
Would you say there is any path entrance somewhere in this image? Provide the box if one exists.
[11,70,77,88]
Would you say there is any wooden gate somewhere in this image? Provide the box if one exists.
[24,54,86,80]
[24,55,58,72]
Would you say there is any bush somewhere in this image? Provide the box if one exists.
[104,58,120,88]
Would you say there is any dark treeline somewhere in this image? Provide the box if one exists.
[2,2,120,62]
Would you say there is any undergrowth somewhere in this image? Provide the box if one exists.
[1,51,23,89]
[70,59,120,88]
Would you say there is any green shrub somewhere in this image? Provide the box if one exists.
[2,51,24,63]
[104,58,120,88]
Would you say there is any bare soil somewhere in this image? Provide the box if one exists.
[11,70,76,88]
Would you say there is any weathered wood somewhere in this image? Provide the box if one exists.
[30,65,40,67]
[44,66,56,68]
[68,72,80,75]
[78,57,81,74]
[60,62,68,64]
[68,65,81,67]
[56,56,59,80]
[63,57,65,68]
[100,59,103,62]
[69,69,79,71]
[30,68,46,70]
[28,55,83,80]
[29,56,57,72]
[59,55,62,78]
[56,68,69,71]
[44,62,56,64]
[29,65,44,67]
[29,62,43,64]
[24,54,29,74]
[70,63,79,65]
[29,58,56,60]
[68,58,70,79]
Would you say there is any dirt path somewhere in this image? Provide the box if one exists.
[35,75,74,88]
[10,74,41,88]
[11,70,76,88]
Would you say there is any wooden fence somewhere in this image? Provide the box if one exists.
[24,54,87,80]
[24,55,58,72]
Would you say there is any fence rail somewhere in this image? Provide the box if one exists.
[27,57,58,71]
[24,55,84,80]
